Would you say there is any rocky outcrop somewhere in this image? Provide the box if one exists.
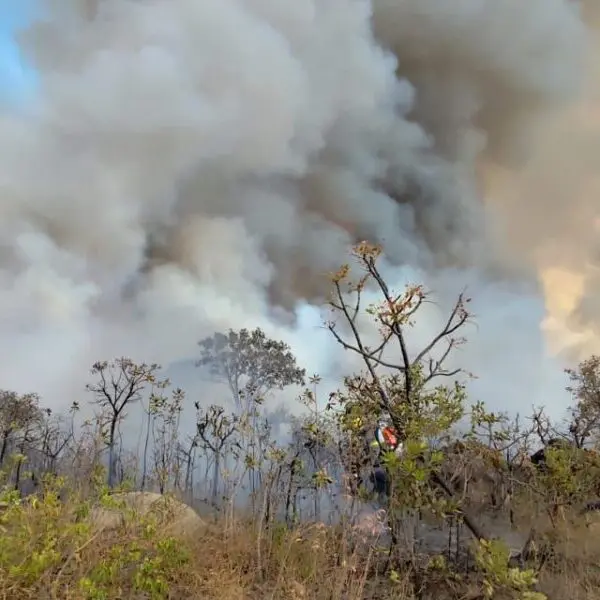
[90,491,204,537]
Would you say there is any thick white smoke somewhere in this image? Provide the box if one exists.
[0,0,593,422]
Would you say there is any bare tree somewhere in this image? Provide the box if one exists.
[39,410,73,475]
[140,377,173,491]
[296,375,335,521]
[151,388,184,494]
[178,434,199,496]
[195,403,239,504]
[86,358,164,488]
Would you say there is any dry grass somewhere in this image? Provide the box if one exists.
[2,485,600,600]
[532,515,600,600]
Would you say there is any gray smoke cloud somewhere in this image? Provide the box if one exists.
[0,0,592,421]
[484,0,600,362]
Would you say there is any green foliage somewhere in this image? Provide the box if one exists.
[0,473,192,599]
[474,539,545,600]
[80,535,189,600]
[530,444,600,519]
[0,475,90,591]
[387,364,467,440]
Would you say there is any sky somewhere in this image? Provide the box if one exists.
[0,1,38,105]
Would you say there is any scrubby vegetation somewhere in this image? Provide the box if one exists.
[2,242,600,599]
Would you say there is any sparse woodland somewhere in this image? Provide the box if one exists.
[2,243,600,599]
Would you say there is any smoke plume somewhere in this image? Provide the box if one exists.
[486,0,600,363]
[0,0,595,420]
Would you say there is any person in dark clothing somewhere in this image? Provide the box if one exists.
[370,463,390,496]
[368,422,404,498]
[529,438,570,471]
